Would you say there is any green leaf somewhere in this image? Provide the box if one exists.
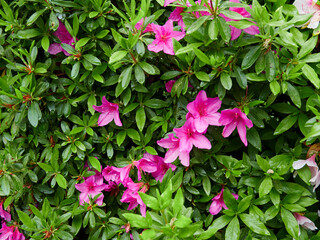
[194,48,211,65]
[225,217,240,240]
[239,213,270,236]
[1,177,10,195]
[117,131,126,146]
[259,177,273,197]
[88,156,101,172]
[223,188,238,211]
[123,213,150,228]
[38,162,54,172]
[126,129,140,141]
[237,195,252,213]
[187,16,210,34]
[71,61,80,79]
[135,65,145,84]
[109,50,127,64]
[274,114,298,135]
[220,72,232,90]
[217,16,231,42]
[17,29,42,39]
[195,71,210,82]
[297,36,317,59]
[302,64,320,89]
[199,215,233,240]
[83,54,101,65]
[208,18,219,40]
[228,20,256,29]
[75,38,90,49]
[265,51,276,82]
[234,66,247,89]
[175,215,192,228]
[202,176,211,196]
[281,207,299,240]
[28,101,41,127]
[139,62,157,75]
[241,45,261,70]
[139,192,160,210]
[269,80,280,95]
[287,83,301,108]
[136,107,146,132]
[56,174,67,189]
[73,14,79,36]
[256,155,270,172]
[27,9,46,26]
[173,188,184,216]
[247,127,261,151]
[17,210,36,229]
[160,71,182,80]
[144,99,167,109]
[120,66,133,89]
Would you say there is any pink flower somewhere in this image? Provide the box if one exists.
[133,156,158,181]
[102,166,122,185]
[220,0,259,40]
[135,18,155,33]
[293,212,317,231]
[75,174,107,206]
[139,153,176,182]
[293,155,320,191]
[219,108,253,146]
[157,133,191,166]
[294,0,320,29]
[164,0,179,7]
[0,222,25,240]
[293,155,318,179]
[148,20,185,55]
[92,96,122,127]
[209,188,238,215]
[0,202,11,222]
[174,118,212,152]
[48,20,75,56]
[120,181,147,217]
[186,90,222,133]
[165,79,193,93]
[169,7,186,31]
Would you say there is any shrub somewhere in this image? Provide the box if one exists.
[0,0,320,239]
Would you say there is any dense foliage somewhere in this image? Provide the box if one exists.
[1,0,320,239]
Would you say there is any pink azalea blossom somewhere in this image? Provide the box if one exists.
[102,166,122,185]
[120,181,147,217]
[75,174,107,206]
[169,7,186,31]
[219,108,253,146]
[92,96,122,127]
[48,20,75,56]
[148,20,185,55]
[165,79,192,93]
[293,154,320,191]
[164,0,179,7]
[293,0,320,29]
[0,202,11,222]
[157,133,191,166]
[139,153,176,182]
[293,212,317,231]
[186,90,222,133]
[209,188,239,215]
[135,18,155,33]
[0,222,25,240]
[174,118,212,152]
[220,0,259,40]
[133,156,158,181]
[293,154,318,179]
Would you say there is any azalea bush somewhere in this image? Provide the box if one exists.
[1,0,320,239]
